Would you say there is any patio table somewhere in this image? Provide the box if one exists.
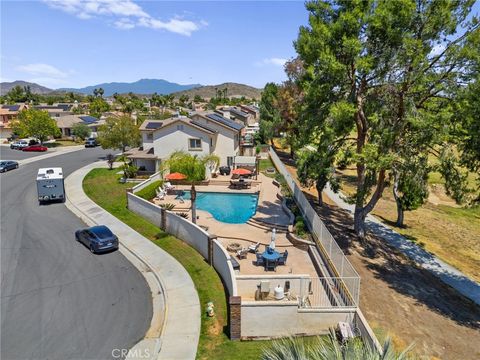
[262,249,281,261]
[262,249,281,271]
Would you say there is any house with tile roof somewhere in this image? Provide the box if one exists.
[0,104,28,139]
[126,114,244,173]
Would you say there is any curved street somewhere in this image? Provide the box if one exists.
[1,147,152,360]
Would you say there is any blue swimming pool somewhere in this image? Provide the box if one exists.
[182,191,258,224]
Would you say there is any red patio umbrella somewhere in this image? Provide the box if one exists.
[165,172,187,180]
[231,168,252,175]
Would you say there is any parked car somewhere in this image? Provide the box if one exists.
[0,160,19,173]
[75,225,119,253]
[10,140,29,150]
[22,145,48,152]
[85,138,97,148]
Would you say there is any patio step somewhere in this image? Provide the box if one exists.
[246,218,288,233]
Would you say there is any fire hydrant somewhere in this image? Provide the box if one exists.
[206,302,215,317]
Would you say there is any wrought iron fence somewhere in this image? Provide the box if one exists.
[269,148,360,307]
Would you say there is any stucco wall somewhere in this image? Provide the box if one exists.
[127,192,163,227]
[212,239,238,296]
[152,122,212,159]
[165,211,209,259]
[127,188,238,297]
[241,301,355,338]
[132,172,162,193]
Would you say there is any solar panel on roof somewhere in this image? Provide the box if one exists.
[206,113,244,130]
[79,116,98,124]
[190,120,216,133]
[1,105,20,111]
[145,122,163,129]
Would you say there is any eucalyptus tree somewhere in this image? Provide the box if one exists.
[295,0,479,239]
[259,82,281,145]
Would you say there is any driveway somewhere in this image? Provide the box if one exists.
[1,148,152,360]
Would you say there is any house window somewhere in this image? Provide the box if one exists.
[210,138,213,146]
[227,156,234,167]
[146,133,153,140]
[189,138,202,150]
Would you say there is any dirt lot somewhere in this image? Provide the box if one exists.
[276,150,480,360]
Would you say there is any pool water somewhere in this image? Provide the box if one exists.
[182,191,258,224]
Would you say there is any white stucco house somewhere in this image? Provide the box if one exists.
[126,113,244,173]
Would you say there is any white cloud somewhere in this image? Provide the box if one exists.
[114,18,135,30]
[43,0,203,36]
[16,63,68,78]
[255,57,288,67]
[138,17,199,36]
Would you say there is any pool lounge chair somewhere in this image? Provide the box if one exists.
[155,188,165,200]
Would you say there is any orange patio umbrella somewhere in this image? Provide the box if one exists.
[165,172,187,180]
[231,168,252,175]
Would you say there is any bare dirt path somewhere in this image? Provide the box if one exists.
[275,150,480,360]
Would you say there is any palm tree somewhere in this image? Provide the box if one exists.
[163,151,219,224]
[261,329,416,360]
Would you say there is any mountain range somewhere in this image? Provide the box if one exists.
[0,79,262,99]
[58,79,202,96]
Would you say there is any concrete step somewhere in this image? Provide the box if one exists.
[248,217,289,230]
[246,218,288,233]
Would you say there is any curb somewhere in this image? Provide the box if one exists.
[64,161,200,360]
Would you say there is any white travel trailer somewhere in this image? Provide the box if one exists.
[36,168,65,203]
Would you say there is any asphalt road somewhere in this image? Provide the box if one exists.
[0,146,46,161]
[1,147,152,360]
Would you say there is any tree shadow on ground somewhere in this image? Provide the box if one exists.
[276,150,480,330]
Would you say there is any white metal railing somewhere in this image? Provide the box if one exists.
[301,277,359,308]
[269,147,360,306]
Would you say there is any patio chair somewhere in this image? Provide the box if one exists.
[155,188,165,200]
[277,249,288,266]
[236,248,248,259]
[255,253,264,266]
[265,259,277,272]
[248,242,260,253]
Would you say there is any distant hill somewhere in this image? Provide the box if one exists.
[173,82,262,100]
[58,79,202,97]
[0,81,53,95]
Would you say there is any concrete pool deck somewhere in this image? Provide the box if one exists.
[153,174,318,279]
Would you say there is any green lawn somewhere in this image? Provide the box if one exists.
[83,168,273,359]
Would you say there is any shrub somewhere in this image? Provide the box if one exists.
[295,221,306,236]
[106,154,115,170]
[121,164,138,178]
[136,180,163,200]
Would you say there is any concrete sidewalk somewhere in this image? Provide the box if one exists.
[64,161,200,360]
[324,184,480,306]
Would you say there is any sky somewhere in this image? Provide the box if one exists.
[0,0,308,89]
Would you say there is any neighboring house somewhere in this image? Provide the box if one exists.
[0,104,28,139]
[34,104,73,118]
[240,104,260,121]
[55,115,102,138]
[127,114,244,173]
[215,106,255,126]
